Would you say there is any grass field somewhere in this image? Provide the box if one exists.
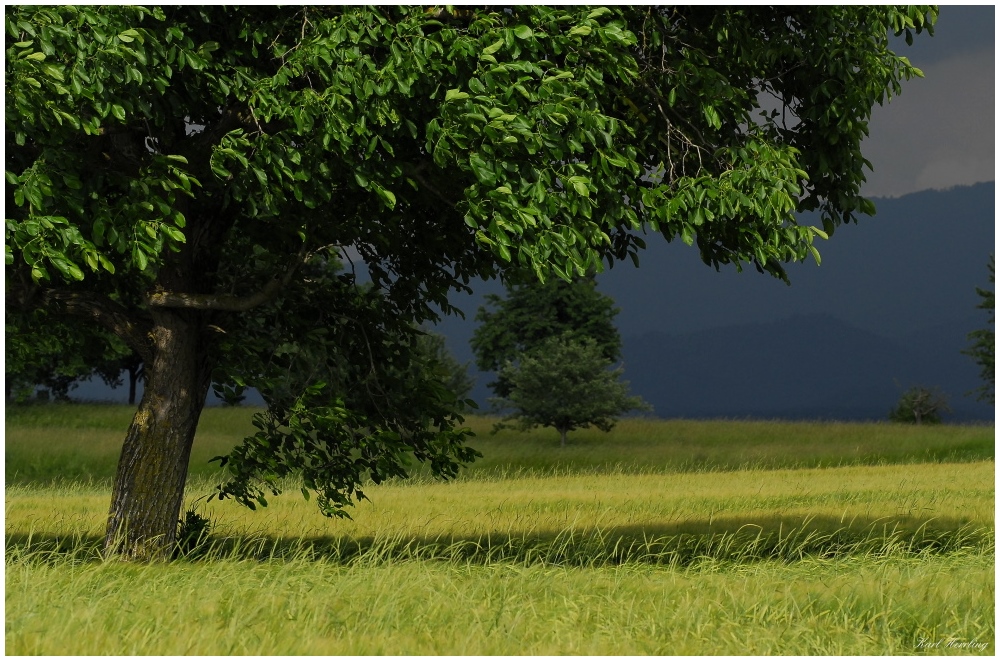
[5,404,995,655]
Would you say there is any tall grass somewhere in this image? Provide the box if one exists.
[7,462,993,566]
[5,404,994,484]
[6,550,993,654]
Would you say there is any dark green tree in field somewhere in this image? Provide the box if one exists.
[472,275,621,398]
[5,5,934,559]
[889,385,950,425]
[495,334,648,446]
[962,255,994,404]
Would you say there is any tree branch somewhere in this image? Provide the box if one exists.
[8,285,155,364]
[148,243,307,312]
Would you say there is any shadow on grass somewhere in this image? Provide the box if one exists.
[7,514,993,567]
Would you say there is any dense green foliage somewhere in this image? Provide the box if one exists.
[494,335,648,445]
[5,5,935,554]
[472,275,621,398]
[415,331,475,407]
[963,256,994,404]
[5,310,137,401]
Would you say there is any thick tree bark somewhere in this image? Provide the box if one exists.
[104,309,212,561]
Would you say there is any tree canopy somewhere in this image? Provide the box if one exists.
[472,275,621,397]
[495,334,649,446]
[5,5,935,559]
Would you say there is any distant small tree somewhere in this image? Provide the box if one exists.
[494,334,649,447]
[472,275,621,398]
[889,386,951,425]
[963,255,994,404]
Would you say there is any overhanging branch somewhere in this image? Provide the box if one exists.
[8,285,155,364]
[148,243,307,312]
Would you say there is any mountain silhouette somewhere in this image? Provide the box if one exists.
[621,313,989,421]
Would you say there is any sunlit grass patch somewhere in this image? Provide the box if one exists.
[8,461,993,567]
[5,406,994,655]
[5,549,993,655]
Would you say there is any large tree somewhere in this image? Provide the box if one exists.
[5,5,935,559]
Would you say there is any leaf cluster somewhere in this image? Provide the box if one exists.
[5,307,135,401]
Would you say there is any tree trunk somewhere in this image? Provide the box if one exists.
[559,427,567,448]
[104,311,211,561]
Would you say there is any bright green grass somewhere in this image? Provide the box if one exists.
[4,404,994,484]
[6,554,993,655]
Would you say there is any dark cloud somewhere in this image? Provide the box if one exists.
[897,5,995,66]
[863,5,994,197]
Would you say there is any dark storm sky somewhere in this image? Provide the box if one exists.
[863,5,995,197]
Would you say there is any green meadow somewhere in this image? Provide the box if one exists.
[5,405,995,655]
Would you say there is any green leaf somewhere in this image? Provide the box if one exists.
[163,226,186,242]
[809,226,829,240]
[568,176,590,196]
[444,88,469,102]
[374,185,396,209]
[568,25,592,38]
[111,104,126,121]
[513,26,533,40]
[25,52,46,61]
[809,244,822,266]
[481,38,504,56]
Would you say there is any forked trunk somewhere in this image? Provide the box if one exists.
[104,311,210,561]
